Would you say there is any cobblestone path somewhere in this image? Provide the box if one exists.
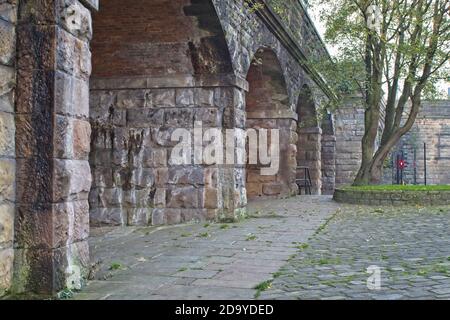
[259,205,450,300]
[74,196,338,300]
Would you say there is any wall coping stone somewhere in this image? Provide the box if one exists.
[90,74,249,91]
[333,188,450,206]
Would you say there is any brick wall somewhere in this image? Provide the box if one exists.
[384,100,450,185]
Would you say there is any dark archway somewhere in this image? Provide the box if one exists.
[245,48,298,200]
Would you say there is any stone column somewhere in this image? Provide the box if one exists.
[0,0,18,296]
[13,0,96,295]
[297,127,322,195]
[246,110,298,200]
[321,134,336,195]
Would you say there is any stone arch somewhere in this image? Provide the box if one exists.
[91,0,234,78]
[245,48,298,200]
[296,84,322,194]
[13,0,244,295]
[89,0,237,227]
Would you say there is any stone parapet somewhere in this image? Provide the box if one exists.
[334,188,450,206]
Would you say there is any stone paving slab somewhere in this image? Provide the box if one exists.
[259,204,450,300]
[73,196,338,300]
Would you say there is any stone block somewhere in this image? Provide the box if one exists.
[164,108,194,127]
[90,207,124,227]
[154,188,166,208]
[203,187,218,209]
[15,200,89,250]
[0,65,15,113]
[54,116,91,160]
[175,88,195,107]
[166,209,181,225]
[0,111,14,157]
[142,148,167,168]
[195,108,222,127]
[127,108,164,127]
[156,168,168,187]
[116,90,146,109]
[167,186,199,208]
[262,183,282,196]
[0,1,18,24]
[0,158,14,202]
[0,248,13,294]
[168,166,204,185]
[127,208,151,226]
[52,159,91,202]
[0,203,14,247]
[152,89,175,108]
[195,88,214,106]
[0,18,15,65]
[151,208,166,226]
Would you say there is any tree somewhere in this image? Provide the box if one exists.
[312,0,449,185]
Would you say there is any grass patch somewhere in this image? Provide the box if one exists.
[254,280,273,298]
[246,234,257,241]
[198,232,211,238]
[272,271,283,278]
[109,262,123,271]
[343,185,450,192]
[177,267,188,272]
[295,243,309,251]
[220,224,230,230]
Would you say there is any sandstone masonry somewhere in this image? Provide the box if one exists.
[0,0,339,296]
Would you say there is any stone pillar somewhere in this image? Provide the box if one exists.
[246,110,298,200]
[89,77,248,226]
[13,0,95,295]
[334,97,365,187]
[321,134,336,195]
[297,127,322,194]
[0,0,18,296]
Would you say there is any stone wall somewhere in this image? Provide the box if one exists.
[384,100,450,185]
[334,97,365,187]
[321,114,336,195]
[12,0,95,295]
[0,0,335,296]
[0,0,17,296]
[334,188,450,206]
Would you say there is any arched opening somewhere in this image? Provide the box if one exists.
[89,0,234,227]
[245,49,298,200]
[296,85,322,194]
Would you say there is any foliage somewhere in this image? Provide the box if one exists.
[310,0,449,185]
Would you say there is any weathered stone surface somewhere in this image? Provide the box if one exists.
[53,159,91,202]
[0,18,15,65]
[0,248,13,295]
[0,203,13,247]
[0,65,15,113]
[0,111,14,156]
[167,186,199,209]
[0,158,14,202]
[203,187,218,209]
